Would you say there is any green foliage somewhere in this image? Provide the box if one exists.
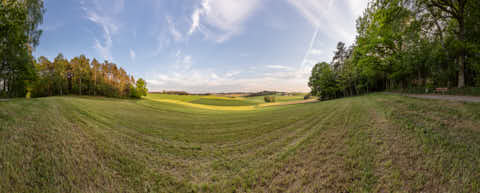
[0,0,44,98]
[129,85,139,98]
[135,78,148,97]
[308,62,340,100]
[31,53,144,99]
[303,93,311,100]
[308,0,480,100]
[263,96,276,103]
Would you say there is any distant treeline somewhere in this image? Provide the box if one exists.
[246,91,278,97]
[150,91,191,95]
[309,0,480,100]
[245,91,299,97]
[150,90,301,97]
[31,54,147,98]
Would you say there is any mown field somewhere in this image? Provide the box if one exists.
[145,93,308,105]
[1,94,480,192]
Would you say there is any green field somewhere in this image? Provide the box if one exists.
[1,94,480,192]
[146,94,310,106]
[246,94,308,103]
[189,98,260,106]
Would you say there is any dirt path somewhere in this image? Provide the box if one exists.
[388,93,480,103]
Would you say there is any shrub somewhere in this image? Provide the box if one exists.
[264,96,276,103]
[304,93,311,100]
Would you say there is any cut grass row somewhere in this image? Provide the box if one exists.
[0,94,479,192]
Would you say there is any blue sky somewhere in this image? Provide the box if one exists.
[35,0,369,93]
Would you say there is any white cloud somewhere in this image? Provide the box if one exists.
[166,16,183,41]
[129,49,136,61]
[288,0,369,82]
[146,68,310,93]
[81,0,124,61]
[188,9,202,35]
[347,0,369,18]
[94,38,112,61]
[188,0,261,42]
[182,55,192,66]
[266,65,293,70]
[172,52,193,71]
[287,0,369,44]
[309,49,324,56]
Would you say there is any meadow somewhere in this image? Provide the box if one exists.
[1,93,480,192]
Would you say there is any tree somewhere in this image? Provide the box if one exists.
[332,41,347,71]
[53,54,67,96]
[30,54,144,99]
[308,62,339,100]
[0,0,44,98]
[91,59,101,96]
[422,0,468,88]
[136,78,148,97]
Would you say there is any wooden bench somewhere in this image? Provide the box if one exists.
[435,87,448,94]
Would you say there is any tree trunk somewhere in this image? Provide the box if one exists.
[457,0,466,88]
[79,78,82,95]
[457,18,466,88]
[94,70,96,96]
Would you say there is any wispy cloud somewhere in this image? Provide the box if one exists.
[188,0,261,43]
[166,16,183,41]
[146,68,309,93]
[288,0,369,80]
[129,49,136,61]
[288,0,368,44]
[81,0,124,61]
[266,65,293,70]
[146,61,312,93]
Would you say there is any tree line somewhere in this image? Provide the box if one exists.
[32,54,147,98]
[1,0,147,99]
[309,0,480,100]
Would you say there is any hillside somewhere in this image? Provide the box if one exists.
[1,94,480,192]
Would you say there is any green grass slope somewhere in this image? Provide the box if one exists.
[189,98,259,106]
[1,94,480,192]
[246,95,309,103]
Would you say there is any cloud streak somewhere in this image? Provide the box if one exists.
[81,0,124,61]
[188,0,261,43]
[167,16,183,41]
[288,0,369,83]
[146,68,309,93]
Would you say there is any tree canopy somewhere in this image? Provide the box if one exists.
[309,0,480,100]
[1,0,44,97]
[32,54,145,98]
[1,1,147,99]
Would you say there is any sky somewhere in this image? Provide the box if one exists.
[35,0,369,93]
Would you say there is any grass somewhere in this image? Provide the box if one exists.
[1,93,480,192]
[189,98,259,106]
[146,93,311,105]
[246,94,308,103]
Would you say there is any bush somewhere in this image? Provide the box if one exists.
[264,96,276,103]
[304,93,311,100]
